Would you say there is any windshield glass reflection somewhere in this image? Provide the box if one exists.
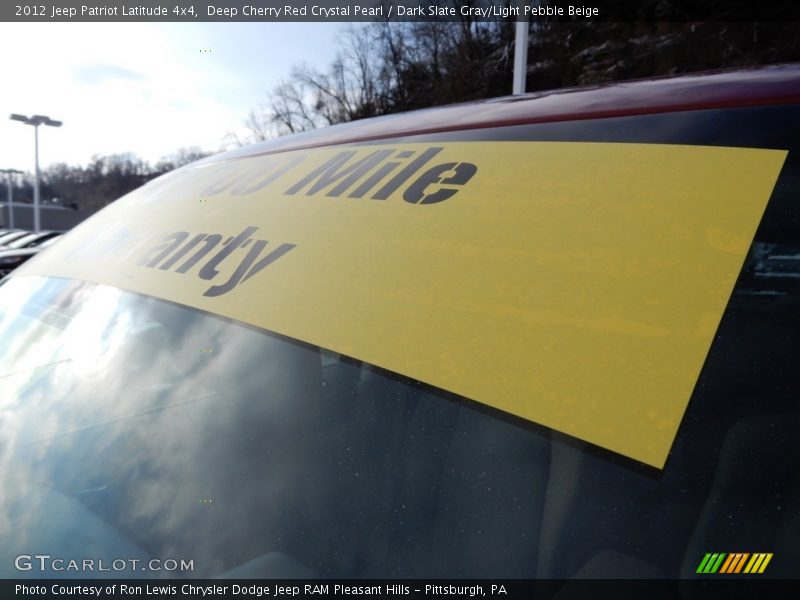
[0,276,328,577]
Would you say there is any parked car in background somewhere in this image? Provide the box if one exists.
[0,235,61,278]
[0,64,798,581]
[0,230,29,246]
[0,230,61,251]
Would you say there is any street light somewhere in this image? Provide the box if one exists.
[0,168,24,229]
[10,113,63,232]
[512,2,529,95]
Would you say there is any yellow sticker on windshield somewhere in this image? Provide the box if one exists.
[15,142,786,467]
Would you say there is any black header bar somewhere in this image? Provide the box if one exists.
[3,0,800,22]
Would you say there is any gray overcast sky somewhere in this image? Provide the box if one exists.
[0,22,345,170]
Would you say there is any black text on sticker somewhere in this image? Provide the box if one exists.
[284,146,478,204]
[139,226,295,297]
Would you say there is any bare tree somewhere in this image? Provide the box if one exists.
[266,25,388,135]
[232,20,513,142]
[238,7,800,143]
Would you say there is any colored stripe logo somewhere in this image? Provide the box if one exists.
[696,553,773,574]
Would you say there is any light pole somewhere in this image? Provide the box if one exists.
[513,2,529,95]
[10,113,62,232]
[0,168,24,229]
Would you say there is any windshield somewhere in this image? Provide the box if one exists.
[2,105,799,580]
[0,273,798,579]
[1,276,339,578]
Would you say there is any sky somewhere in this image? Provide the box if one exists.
[0,22,346,171]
